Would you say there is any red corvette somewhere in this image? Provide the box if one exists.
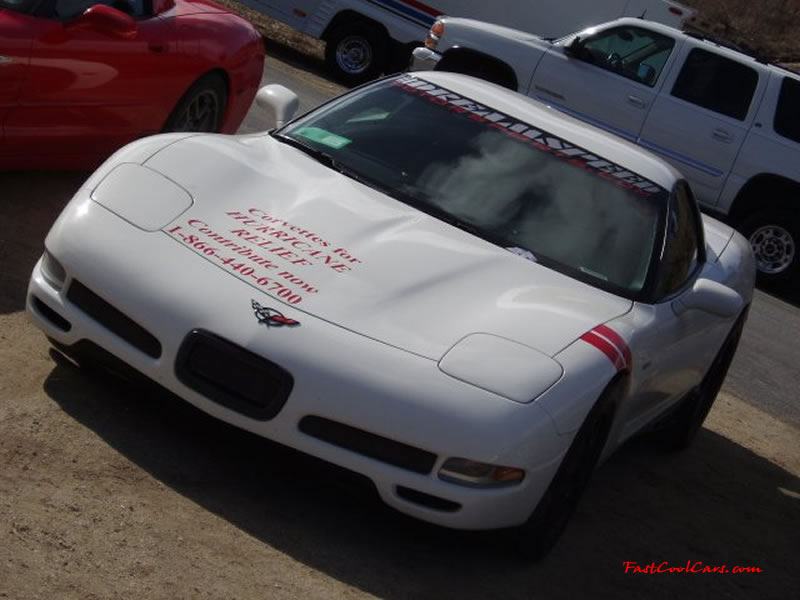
[0,0,264,169]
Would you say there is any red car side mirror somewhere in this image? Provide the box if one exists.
[67,5,138,40]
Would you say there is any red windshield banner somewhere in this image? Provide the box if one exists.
[393,75,663,198]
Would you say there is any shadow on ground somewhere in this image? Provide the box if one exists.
[757,278,800,309]
[262,37,334,84]
[43,355,798,599]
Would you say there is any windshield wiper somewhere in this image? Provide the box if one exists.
[272,132,338,168]
[272,132,384,192]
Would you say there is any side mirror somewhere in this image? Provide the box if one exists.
[66,5,137,40]
[256,85,299,128]
[672,278,743,318]
[564,36,583,58]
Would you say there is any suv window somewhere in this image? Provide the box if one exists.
[579,27,675,86]
[655,183,702,299]
[774,77,800,143]
[671,49,758,120]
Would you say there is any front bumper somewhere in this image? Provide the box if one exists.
[410,47,443,71]
[26,191,568,530]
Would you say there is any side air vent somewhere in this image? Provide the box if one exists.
[299,416,437,475]
[67,281,161,359]
[396,486,461,512]
[31,296,71,332]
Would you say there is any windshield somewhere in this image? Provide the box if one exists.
[277,75,666,297]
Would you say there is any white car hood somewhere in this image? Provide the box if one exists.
[143,134,632,360]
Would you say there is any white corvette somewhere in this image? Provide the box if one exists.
[27,72,755,557]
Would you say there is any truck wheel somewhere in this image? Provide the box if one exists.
[325,22,387,86]
[513,380,619,561]
[739,209,799,284]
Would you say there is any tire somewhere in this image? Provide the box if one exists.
[163,72,228,133]
[656,311,746,451]
[738,209,799,285]
[324,22,387,86]
[513,381,620,561]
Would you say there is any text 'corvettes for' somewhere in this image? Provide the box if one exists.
[26,72,755,558]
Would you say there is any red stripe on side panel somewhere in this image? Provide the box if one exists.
[594,324,632,369]
[402,0,443,17]
[581,332,625,372]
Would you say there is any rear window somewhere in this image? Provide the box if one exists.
[672,49,758,120]
[277,76,668,297]
[774,77,800,143]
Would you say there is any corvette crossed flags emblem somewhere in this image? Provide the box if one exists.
[251,299,300,328]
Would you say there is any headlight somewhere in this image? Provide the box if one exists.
[425,20,445,49]
[438,333,563,403]
[439,458,524,487]
[41,250,66,291]
[91,163,193,232]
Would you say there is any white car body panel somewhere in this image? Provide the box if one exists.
[142,135,633,360]
[27,73,754,531]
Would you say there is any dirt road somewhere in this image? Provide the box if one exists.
[2,167,799,599]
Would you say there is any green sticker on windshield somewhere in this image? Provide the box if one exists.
[295,127,352,149]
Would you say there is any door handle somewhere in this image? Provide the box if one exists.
[712,128,734,143]
[627,95,647,109]
[0,55,12,66]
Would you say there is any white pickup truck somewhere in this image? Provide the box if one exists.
[412,18,800,284]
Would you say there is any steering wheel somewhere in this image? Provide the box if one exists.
[606,52,623,71]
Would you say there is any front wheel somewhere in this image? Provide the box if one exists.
[163,72,228,133]
[738,209,799,285]
[324,22,387,86]
[513,381,620,561]
[655,312,746,451]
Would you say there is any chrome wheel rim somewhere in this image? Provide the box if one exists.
[749,224,795,275]
[335,35,372,74]
[174,90,220,132]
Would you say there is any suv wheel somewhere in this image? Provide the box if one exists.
[739,209,799,284]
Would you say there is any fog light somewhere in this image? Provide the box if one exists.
[41,250,66,291]
[439,458,524,488]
